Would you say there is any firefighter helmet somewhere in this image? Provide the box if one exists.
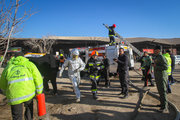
[71,48,79,56]
[71,48,79,59]
[91,50,98,56]
[113,24,116,28]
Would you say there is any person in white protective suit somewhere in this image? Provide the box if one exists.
[59,48,85,102]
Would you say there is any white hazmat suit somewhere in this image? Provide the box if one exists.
[59,49,85,102]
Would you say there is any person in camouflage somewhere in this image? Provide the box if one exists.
[153,45,168,113]
[139,51,154,87]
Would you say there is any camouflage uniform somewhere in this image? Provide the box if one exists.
[141,55,154,86]
[154,52,168,109]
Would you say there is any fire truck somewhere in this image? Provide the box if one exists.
[75,43,134,74]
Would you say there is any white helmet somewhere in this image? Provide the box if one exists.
[71,48,79,56]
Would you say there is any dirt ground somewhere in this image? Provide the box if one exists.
[0,63,180,120]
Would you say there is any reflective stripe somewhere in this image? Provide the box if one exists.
[90,75,100,79]
[8,92,35,103]
[89,64,93,66]
[36,88,43,93]
[109,35,114,36]
[141,67,145,70]
[36,83,43,89]
[88,62,94,66]
[90,75,94,78]
[8,77,33,84]
[96,76,100,79]
[92,89,97,91]
[84,68,89,72]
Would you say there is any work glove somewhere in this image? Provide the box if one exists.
[97,67,101,70]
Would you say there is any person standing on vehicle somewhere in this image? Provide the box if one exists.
[113,48,129,99]
[85,50,104,100]
[163,50,172,93]
[108,24,116,46]
[0,52,43,120]
[59,49,85,102]
[139,51,154,87]
[102,54,110,88]
[153,45,168,113]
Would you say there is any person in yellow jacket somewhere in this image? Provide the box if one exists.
[0,52,43,120]
[163,50,172,93]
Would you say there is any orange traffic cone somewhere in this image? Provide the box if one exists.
[36,93,46,116]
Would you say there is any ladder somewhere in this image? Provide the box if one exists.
[103,24,143,57]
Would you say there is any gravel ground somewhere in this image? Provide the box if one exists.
[0,63,179,120]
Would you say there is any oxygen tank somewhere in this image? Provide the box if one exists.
[36,93,46,116]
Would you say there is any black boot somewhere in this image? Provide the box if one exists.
[93,93,98,100]
[105,82,110,88]
[122,94,128,99]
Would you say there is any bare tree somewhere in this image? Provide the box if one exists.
[42,36,55,54]
[24,36,55,54]
[0,0,33,67]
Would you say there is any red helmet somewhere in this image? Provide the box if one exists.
[113,24,116,28]
[91,50,98,56]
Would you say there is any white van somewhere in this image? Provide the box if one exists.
[175,55,180,65]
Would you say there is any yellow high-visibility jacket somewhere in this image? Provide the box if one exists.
[0,56,43,105]
[163,53,172,75]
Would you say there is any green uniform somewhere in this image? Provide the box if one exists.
[0,56,43,105]
[154,53,168,109]
[141,56,152,67]
[141,55,154,86]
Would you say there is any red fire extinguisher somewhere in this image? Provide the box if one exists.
[36,93,46,116]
